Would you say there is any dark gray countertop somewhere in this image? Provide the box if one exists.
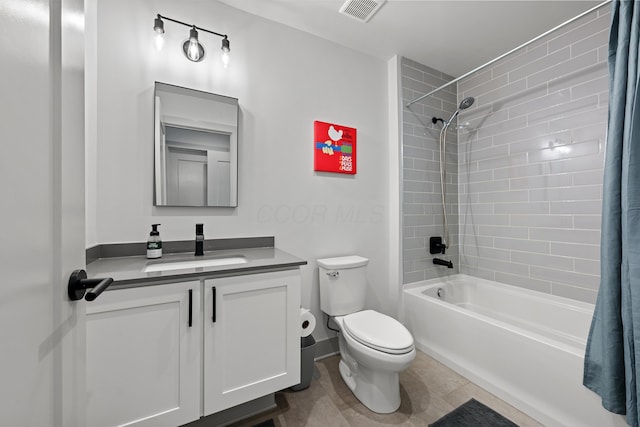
[86,247,307,288]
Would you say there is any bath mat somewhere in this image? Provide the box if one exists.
[252,419,275,427]
[429,398,518,427]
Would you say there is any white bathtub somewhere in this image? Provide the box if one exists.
[403,274,626,427]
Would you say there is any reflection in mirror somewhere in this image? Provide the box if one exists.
[154,82,238,207]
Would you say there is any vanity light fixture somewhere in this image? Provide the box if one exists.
[153,14,230,65]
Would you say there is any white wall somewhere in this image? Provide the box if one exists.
[86,0,394,341]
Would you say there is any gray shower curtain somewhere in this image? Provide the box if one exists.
[584,1,640,426]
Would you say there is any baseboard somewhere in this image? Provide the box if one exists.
[182,394,277,427]
[314,336,339,359]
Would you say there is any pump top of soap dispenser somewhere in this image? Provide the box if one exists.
[151,224,161,235]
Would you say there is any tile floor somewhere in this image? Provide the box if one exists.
[233,350,543,427]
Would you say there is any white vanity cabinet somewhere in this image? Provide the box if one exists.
[84,266,302,426]
[203,269,302,415]
[86,281,201,427]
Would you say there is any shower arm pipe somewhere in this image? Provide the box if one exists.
[405,0,612,108]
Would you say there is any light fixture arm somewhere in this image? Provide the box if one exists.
[157,14,228,40]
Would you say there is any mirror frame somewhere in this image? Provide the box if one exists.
[153,82,238,207]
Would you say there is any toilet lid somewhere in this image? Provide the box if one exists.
[343,310,414,354]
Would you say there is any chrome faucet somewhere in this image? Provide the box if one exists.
[195,223,204,256]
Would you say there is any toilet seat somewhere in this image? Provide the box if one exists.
[342,310,414,355]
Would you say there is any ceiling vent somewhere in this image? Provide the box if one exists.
[339,0,386,23]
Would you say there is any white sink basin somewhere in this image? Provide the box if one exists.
[143,256,248,273]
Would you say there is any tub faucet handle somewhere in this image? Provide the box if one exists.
[430,236,446,254]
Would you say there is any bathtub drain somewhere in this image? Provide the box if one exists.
[437,288,444,298]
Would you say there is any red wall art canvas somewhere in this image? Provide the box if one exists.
[314,120,357,174]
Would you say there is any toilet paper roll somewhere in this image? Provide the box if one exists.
[300,308,316,337]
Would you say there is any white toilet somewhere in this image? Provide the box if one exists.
[317,255,416,414]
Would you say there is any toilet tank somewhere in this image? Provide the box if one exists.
[317,255,369,316]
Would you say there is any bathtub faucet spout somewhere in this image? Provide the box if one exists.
[433,258,453,269]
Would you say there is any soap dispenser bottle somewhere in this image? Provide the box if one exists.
[147,224,162,259]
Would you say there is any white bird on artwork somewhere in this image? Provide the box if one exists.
[328,125,343,142]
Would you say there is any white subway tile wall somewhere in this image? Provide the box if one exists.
[402,58,459,284]
[401,8,609,303]
[457,9,609,303]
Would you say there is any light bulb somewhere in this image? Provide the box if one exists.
[153,15,165,51]
[187,38,200,61]
[221,36,230,68]
[183,27,204,62]
[155,32,165,51]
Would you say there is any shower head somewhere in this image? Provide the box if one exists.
[444,96,475,126]
[459,97,475,110]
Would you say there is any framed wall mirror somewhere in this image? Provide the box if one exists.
[154,82,238,207]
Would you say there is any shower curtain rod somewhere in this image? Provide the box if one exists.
[405,0,612,108]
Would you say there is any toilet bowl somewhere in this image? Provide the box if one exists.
[318,255,416,413]
[332,310,415,413]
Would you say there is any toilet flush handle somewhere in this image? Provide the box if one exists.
[326,271,340,278]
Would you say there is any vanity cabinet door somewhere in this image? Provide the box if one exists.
[86,281,201,427]
[203,269,301,415]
